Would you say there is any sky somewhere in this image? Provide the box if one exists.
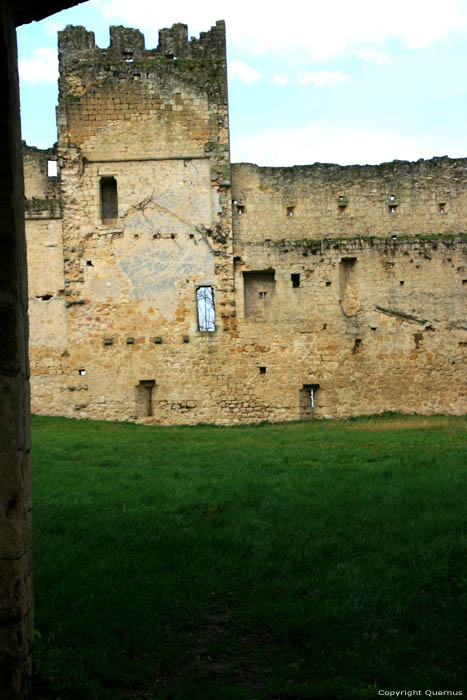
[16,0,467,167]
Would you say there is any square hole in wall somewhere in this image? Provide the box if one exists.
[291,273,300,288]
[259,366,266,374]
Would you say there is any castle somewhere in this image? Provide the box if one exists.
[23,21,467,424]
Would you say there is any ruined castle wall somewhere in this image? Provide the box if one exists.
[231,161,467,241]
[230,237,466,420]
[25,22,467,425]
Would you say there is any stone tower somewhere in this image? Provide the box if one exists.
[24,22,467,423]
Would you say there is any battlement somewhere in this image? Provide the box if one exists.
[58,20,226,69]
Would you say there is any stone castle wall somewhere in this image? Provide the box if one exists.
[24,21,467,424]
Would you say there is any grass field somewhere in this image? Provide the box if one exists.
[31,414,467,699]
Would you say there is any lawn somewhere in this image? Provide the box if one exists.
[31,414,467,699]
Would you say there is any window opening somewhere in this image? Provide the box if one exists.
[389,205,397,214]
[286,206,294,217]
[196,286,215,332]
[439,203,446,214]
[138,379,156,417]
[47,160,57,177]
[299,384,320,419]
[100,177,118,221]
[291,273,300,288]
[389,194,396,201]
[259,366,266,374]
[78,369,86,376]
[258,291,267,299]
[237,204,245,215]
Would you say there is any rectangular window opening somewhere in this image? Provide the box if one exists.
[299,383,320,419]
[291,273,300,288]
[47,160,57,177]
[196,286,216,332]
[286,206,295,217]
[100,176,118,221]
[138,379,156,417]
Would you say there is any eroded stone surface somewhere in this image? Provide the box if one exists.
[23,21,467,426]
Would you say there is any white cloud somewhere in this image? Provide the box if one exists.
[98,0,467,60]
[19,48,58,83]
[297,71,350,87]
[272,73,289,86]
[231,124,429,167]
[229,60,262,84]
[356,49,389,65]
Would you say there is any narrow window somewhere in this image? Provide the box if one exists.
[389,194,395,201]
[259,291,267,299]
[237,204,245,215]
[138,380,156,417]
[439,203,446,214]
[100,177,118,221]
[291,273,300,288]
[196,286,215,332]
[299,384,320,419]
[78,369,86,376]
[286,206,294,217]
[389,205,397,214]
[47,160,57,177]
[259,366,266,374]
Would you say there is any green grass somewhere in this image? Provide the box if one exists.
[31,414,467,699]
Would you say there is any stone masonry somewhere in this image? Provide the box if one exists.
[24,21,467,425]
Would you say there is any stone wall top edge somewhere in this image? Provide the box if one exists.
[23,143,57,156]
[58,20,226,62]
[231,156,467,178]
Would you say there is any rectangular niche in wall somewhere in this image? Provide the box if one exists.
[136,379,156,418]
[339,257,360,316]
[100,176,118,222]
[299,384,320,419]
[243,270,276,318]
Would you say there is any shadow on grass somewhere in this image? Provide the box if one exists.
[31,415,467,699]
